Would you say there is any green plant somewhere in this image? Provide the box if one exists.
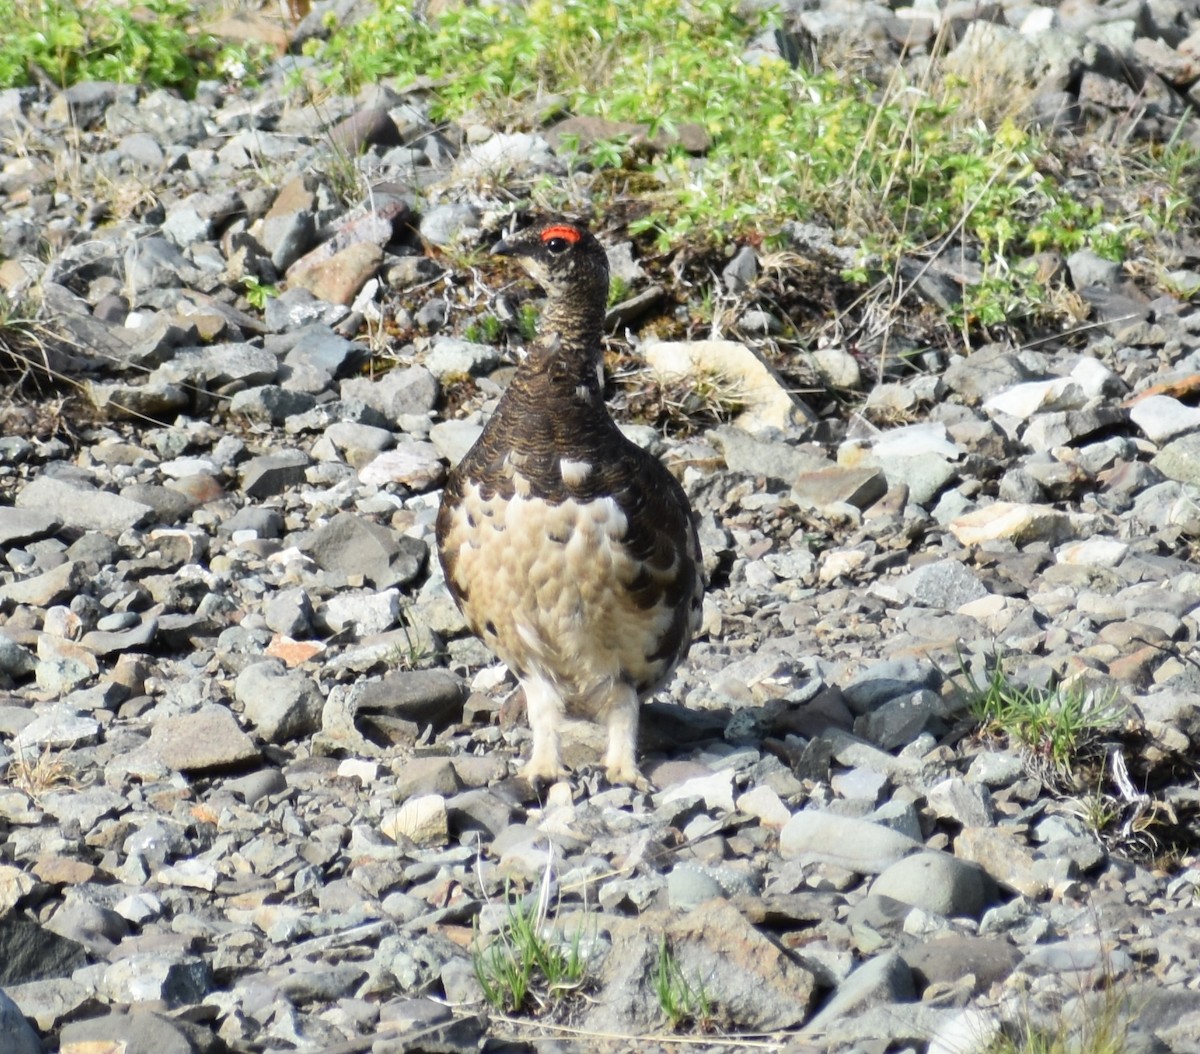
[312,0,1200,340]
[962,655,1126,779]
[987,979,1136,1054]
[0,0,258,95]
[472,884,588,1015]
[605,274,631,308]
[241,276,278,310]
[516,303,540,343]
[654,936,712,1031]
[464,314,505,344]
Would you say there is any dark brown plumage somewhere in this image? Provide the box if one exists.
[435,217,703,785]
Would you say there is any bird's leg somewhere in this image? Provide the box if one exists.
[603,683,644,787]
[521,677,567,783]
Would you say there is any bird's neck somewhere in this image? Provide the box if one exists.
[538,294,606,359]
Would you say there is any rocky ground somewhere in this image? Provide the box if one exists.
[4,0,1200,1051]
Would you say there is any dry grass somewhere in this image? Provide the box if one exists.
[3,743,75,800]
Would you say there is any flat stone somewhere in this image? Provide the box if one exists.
[0,507,61,546]
[780,811,921,874]
[893,560,988,609]
[307,511,428,588]
[955,826,1046,898]
[803,951,915,1035]
[58,1008,217,1054]
[358,443,445,490]
[0,918,87,985]
[792,465,888,511]
[15,476,153,532]
[587,900,816,1034]
[1129,394,1200,442]
[0,560,87,607]
[148,705,260,772]
[13,705,100,752]
[238,450,311,498]
[949,501,1091,546]
[424,337,500,378]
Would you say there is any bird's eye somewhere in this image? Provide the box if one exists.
[544,237,570,254]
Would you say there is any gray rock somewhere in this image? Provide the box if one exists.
[238,450,311,498]
[0,918,87,985]
[870,851,997,919]
[1066,248,1123,289]
[263,587,313,637]
[926,777,995,827]
[1152,431,1200,486]
[235,661,324,743]
[58,1008,218,1054]
[419,204,480,246]
[588,901,816,1034]
[894,559,989,609]
[14,706,100,752]
[284,326,364,380]
[723,244,758,292]
[223,767,286,805]
[229,385,318,426]
[667,864,725,909]
[342,365,440,421]
[125,237,194,292]
[263,286,350,331]
[15,477,152,531]
[0,507,61,546]
[424,336,500,378]
[843,658,942,712]
[0,986,40,1054]
[307,511,428,588]
[148,705,260,772]
[170,342,279,388]
[0,638,35,679]
[0,560,87,607]
[79,617,158,656]
[803,951,915,1036]
[1129,394,1200,442]
[780,811,921,873]
[354,670,468,730]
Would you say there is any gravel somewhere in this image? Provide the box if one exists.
[3,0,1200,1051]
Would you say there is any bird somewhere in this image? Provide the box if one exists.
[435,217,703,787]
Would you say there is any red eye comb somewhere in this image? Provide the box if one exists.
[541,224,582,243]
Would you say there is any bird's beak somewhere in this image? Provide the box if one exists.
[492,237,517,256]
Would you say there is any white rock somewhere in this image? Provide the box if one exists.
[1056,538,1129,567]
[1070,355,1119,397]
[321,588,400,636]
[949,501,1093,546]
[869,421,961,460]
[1128,394,1200,443]
[736,785,791,828]
[383,793,449,846]
[644,339,816,434]
[660,769,736,812]
[338,758,379,783]
[359,443,445,489]
[819,548,869,583]
[0,863,36,915]
[983,377,1087,420]
[155,859,221,891]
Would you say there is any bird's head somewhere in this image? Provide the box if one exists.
[493,218,609,304]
